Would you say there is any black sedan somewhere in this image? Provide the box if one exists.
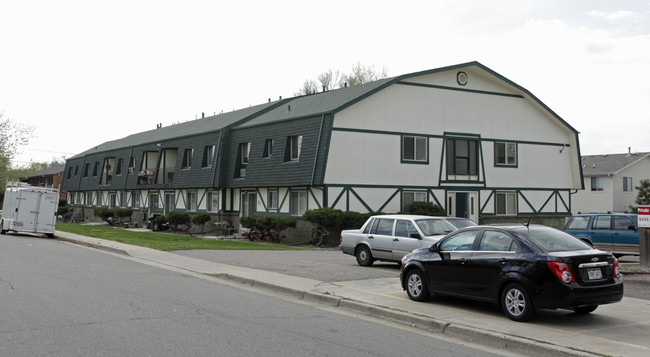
[400,224,623,322]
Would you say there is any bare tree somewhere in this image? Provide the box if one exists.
[317,69,341,91]
[294,79,319,96]
[340,62,388,87]
[295,63,388,96]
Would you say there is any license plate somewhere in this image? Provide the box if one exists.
[587,268,602,280]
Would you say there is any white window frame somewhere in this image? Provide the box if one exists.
[623,176,633,193]
[268,189,278,210]
[241,142,251,164]
[496,192,517,216]
[402,191,427,211]
[290,136,302,161]
[290,190,307,216]
[182,148,193,169]
[591,176,604,192]
[132,191,140,208]
[495,142,517,166]
[402,135,427,162]
[186,191,197,212]
[207,191,219,212]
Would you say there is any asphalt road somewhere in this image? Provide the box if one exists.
[0,234,516,357]
[175,248,650,300]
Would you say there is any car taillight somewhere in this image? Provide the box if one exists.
[613,258,621,278]
[546,261,575,284]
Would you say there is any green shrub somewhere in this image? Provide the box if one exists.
[94,208,115,224]
[192,213,212,232]
[166,211,191,231]
[302,208,375,246]
[406,201,446,216]
[114,208,134,222]
[240,216,297,242]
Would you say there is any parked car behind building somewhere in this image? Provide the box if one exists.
[564,213,638,257]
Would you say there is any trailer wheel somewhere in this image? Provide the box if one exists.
[0,230,5,235]
[45,233,54,238]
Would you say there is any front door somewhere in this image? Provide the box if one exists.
[448,191,479,223]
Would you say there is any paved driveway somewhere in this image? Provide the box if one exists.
[173,249,401,283]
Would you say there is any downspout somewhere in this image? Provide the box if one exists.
[311,113,326,185]
[609,172,615,212]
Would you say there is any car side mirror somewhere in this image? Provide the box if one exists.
[410,233,422,239]
[429,243,440,252]
[628,225,637,231]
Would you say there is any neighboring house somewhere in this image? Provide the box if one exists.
[571,150,650,214]
[26,164,67,200]
[60,61,583,227]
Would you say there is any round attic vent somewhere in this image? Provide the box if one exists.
[457,71,468,86]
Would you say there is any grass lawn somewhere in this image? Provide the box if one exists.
[56,223,302,251]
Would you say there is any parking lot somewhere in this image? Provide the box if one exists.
[174,248,649,300]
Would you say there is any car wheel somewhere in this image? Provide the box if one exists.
[405,269,429,302]
[573,305,598,314]
[501,283,535,322]
[355,245,374,266]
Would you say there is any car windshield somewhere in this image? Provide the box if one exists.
[415,219,457,236]
[447,219,476,229]
[522,226,593,252]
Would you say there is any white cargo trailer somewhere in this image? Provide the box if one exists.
[1,182,59,238]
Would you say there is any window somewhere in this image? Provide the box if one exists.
[395,220,417,238]
[92,162,99,177]
[131,191,140,208]
[128,156,136,174]
[182,148,193,169]
[116,158,123,175]
[202,145,215,168]
[623,177,633,193]
[96,192,102,206]
[479,231,517,252]
[86,192,93,205]
[440,230,478,251]
[290,190,307,216]
[241,142,251,164]
[446,138,478,175]
[373,218,395,235]
[591,176,604,192]
[264,139,274,158]
[290,135,302,161]
[566,216,590,230]
[186,191,197,212]
[164,192,175,214]
[67,167,72,179]
[120,192,127,207]
[593,216,611,229]
[496,192,517,215]
[207,191,219,212]
[402,136,427,162]
[495,142,517,166]
[402,191,427,212]
[108,193,117,209]
[74,165,79,176]
[613,215,635,230]
[267,189,278,210]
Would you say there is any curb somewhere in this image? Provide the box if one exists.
[59,236,600,357]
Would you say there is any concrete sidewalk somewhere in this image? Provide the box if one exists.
[56,231,650,357]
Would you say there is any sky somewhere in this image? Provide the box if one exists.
[2,0,649,167]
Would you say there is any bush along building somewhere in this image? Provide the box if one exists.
[61,61,584,230]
